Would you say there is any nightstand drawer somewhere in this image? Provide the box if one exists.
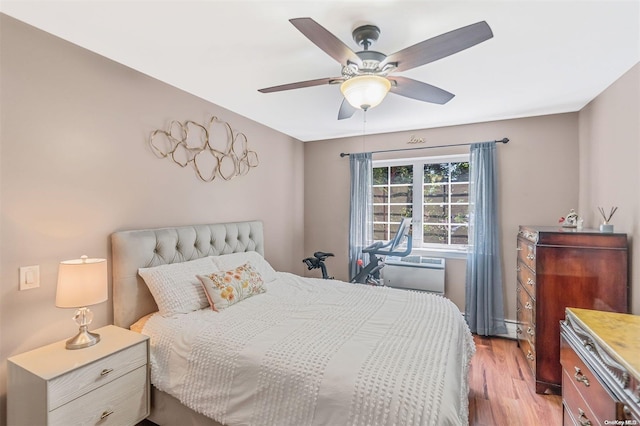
[8,326,149,426]
[49,365,148,426]
[48,340,147,410]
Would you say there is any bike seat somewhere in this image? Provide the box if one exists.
[314,251,334,260]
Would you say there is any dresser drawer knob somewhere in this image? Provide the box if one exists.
[525,302,533,310]
[100,368,114,376]
[574,367,590,387]
[100,410,114,420]
[527,327,535,337]
[527,253,535,261]
[577,408,592,426]
[527,278,534,286]
[526,351,534,361]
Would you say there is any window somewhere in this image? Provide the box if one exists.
[372,154,470,251]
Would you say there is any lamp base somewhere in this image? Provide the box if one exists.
[65,325,100,350]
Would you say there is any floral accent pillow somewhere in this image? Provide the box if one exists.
[212,251,278,282]
[197,262,266,312]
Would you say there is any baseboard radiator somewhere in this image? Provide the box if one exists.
[383,255,445,294]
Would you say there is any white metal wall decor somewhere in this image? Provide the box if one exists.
[149,116,259,182]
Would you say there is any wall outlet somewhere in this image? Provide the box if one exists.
[19,265,40,290]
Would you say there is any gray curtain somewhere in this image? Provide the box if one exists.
[465,142,507,336]
[349,152,373,280]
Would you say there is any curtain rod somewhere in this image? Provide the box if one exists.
[339,137,509,158]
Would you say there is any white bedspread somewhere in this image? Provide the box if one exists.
[142,272,475,426]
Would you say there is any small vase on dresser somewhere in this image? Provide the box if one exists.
[516,225,628,394]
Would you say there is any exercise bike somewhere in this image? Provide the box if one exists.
[351,217,413,285]
[302,251,334,279]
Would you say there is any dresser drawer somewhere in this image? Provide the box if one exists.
[560,340,617,422]
[517,284,536,348]
[48,340,147,410]
[517,260,536,295]
[517,239,536,273]
[49,365,148,426]
[562,369,599,426]
[519,335,536,375]
[517,303,536,346]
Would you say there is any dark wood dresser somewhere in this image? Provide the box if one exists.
[560,308,640,425]
[516,226,628,394]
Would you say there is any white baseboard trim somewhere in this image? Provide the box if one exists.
[496,319,518,340]
[460,313,518,340]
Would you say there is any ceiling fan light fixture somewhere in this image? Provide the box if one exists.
[340,75,391,111]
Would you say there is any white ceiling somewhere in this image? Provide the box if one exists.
[2,1,639,142]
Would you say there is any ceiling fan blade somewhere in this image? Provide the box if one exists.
[338,98,357,120]
[389,76,455,104]
[383,21,493,72]
[258,77,340,93]
[290,18,363,67]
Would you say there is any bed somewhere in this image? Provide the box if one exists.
[111,221,475,426]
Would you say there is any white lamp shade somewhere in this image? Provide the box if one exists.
[56,257,108,308]
[340,75,391,110]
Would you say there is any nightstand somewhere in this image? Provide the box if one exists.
[7,325,150,426]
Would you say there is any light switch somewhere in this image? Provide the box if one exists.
[19,265,40,290]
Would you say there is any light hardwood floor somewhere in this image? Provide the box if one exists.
[469,335,563,425]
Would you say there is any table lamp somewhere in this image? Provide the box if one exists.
[56,255,108,349]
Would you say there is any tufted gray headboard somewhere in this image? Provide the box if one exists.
[111,221,264,328]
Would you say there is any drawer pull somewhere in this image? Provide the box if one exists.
[527,278,534,286]
[526,351,534,361]
[100,410,114,420]
[527,253,535,261]
[527,327,535,337]
[100,368,114,376]
[574,367,590,387]
[525,302,533,310]
[577,408,592,426]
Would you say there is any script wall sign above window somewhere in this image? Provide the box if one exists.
[149,116,259,182]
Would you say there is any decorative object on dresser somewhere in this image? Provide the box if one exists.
[598,206,618,233]
[7,325,150,426]
[55,255,108,349]
[516,225,628,394]
[558,209,580,228]
[560,307,640,425]
[149,115,258,182]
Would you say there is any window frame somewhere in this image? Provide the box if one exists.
[372,153,470,256]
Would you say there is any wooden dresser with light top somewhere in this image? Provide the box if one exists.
[516,226,628,394]
[560,307,640,425]
[7,325,149,426]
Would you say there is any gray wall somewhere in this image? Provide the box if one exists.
[303,63,640,320]
[303,113,580,318]
[0,14,305,421]
[578,63,639,316]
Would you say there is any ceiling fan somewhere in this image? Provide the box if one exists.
[258,18,493,120]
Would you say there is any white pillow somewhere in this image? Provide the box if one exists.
[138,257,218,316]
[212,251,277,282]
